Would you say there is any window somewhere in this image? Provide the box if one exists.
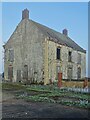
[78,53,81,64]
[57,48,60,60]
[77,67,81,79]
[8,66,13,81]
[67,67,72,80]
[9,49,14,62]
[17,70,21,82]
[23,65,28,80]
[68,51,72,62]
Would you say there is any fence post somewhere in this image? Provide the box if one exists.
[57,72,62,88]
[83,79,88,88]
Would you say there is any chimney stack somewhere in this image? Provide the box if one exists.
[62,29,68,36]
[22,9,29,20]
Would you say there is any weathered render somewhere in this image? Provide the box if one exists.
[4,9,86,85]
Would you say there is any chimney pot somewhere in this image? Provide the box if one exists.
[22,8,29,20]
[63,29,68,36]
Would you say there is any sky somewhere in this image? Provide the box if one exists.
[1,0,89,2]
[88,2,90,78]
[1,2,88,77]
[0,2,2,75]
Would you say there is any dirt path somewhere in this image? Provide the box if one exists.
[0,90,2,120]
[2,91,14,102]
[2,91,90,119]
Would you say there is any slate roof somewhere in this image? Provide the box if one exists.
[31,20,86,53]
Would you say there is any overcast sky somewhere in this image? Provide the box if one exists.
[1,2,88,76]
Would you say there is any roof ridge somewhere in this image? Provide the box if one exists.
[30,20,68,45]
[30,19,86,53]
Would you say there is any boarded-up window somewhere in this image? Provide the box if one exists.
[8,66,13,81]
[9,49,14,62]
[67,67,72,80]
[57,48,60,60]
[78,53,81,64]
[77,67,81,79]
[23,65,28,80]
[68,51,72,62]
[17,70,21,82]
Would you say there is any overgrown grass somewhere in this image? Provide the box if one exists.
[2,82,26,90]
[2,82,90,109]
[17,93,90,109]
[26,85,90,100]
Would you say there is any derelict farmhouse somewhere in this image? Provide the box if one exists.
[3,9,86,85]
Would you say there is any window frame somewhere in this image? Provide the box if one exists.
[56,47,61,60]
[68,51,72,62]
[78,53,81,64]
[77,67,81,79]
[8,49,14,62]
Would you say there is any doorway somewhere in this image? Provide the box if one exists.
[77,67,81,79]
[56,66,60,80]
[8,65,13,81]
[23,65,28,80]
[67,67,72,80]
[17,70,21,82]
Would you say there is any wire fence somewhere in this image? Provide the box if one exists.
[64,87,90,93]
